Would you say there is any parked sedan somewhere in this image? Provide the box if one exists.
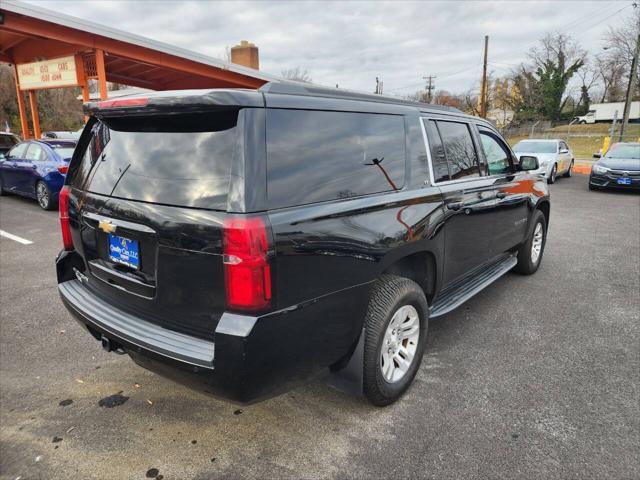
[589,142,640,191]
[0,139,76,210]
[513,139,574,184]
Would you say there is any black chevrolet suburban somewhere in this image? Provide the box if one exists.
[56,82,549,406]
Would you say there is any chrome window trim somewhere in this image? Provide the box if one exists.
[418,117,486,187]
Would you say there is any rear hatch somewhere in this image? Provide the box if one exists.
[67,110,240,340]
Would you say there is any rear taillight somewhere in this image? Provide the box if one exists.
[58,165,68,174]
[59,186,73,251]
[223,217,272,312]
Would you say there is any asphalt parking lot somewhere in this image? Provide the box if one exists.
[0,174,638,480]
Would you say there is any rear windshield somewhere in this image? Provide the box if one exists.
[70,112,238,209]
[513,141,557,154]
[52,145,76,159]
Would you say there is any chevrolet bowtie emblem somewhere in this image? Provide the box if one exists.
[98,219,117,234]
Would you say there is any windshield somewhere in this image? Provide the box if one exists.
[513,141,557,154]
[53,146,76,159]
[605,144,640,160]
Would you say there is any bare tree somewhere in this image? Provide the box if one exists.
[602,9,640,100]
[281,67,313,83]
[595,54,627,102]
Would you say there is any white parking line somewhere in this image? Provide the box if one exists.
[0,229,34,245]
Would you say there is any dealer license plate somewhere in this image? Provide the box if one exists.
[108,234,139,269]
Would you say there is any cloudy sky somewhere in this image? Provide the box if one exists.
[27,0,634,96]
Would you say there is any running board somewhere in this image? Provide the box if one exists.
[430,254,518,318]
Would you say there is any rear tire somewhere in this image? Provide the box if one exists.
[563,160,574,178]
[514,209,547,275]
[36,181,55,210]
[362,275,428,406]
[547,164,557,184]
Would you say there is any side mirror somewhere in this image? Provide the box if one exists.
[593,152,601,159]
[518,155,539,171]
[559,149,569,154]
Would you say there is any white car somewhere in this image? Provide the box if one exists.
[513,139,574,184]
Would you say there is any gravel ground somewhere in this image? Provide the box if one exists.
[1,174,638,480]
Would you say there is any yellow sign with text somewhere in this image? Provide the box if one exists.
[17,56,79,91]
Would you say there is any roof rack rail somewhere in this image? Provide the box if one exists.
[259,81,462,113]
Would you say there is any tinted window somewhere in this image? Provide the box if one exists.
[0,135,18,148]
[436,121,479,180]
[25,144,46,161]
[266,109,405,208]
[70,112,238,210]
[7,143,28,158]
[479,130,512,175]
[424,120,449,183]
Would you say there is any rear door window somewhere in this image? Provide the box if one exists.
[70,111,239,210]
[436,121,480,180]
[423,119,481,182]
[266,109,406,209]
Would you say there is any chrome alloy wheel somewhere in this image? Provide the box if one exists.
[380,305,420,383]
[531,222,543,264]
[36,182,49,209]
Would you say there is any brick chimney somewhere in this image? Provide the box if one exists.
[230,41,259,70]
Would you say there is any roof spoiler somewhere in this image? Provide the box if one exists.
[83,89,264,116]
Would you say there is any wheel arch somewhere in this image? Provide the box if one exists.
[380,250,438,304]
[536,199,550,228]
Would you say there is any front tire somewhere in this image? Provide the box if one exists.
[547,164,557,184]
[36,181,55,210]
[363,275,428,406]
[514,209,547,275]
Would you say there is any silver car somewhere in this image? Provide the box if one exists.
[513,139,574,184]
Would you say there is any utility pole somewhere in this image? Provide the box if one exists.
[423,75,436,102]
[375,77,380,94]
[480,35,489,118]
[620,26,640,141]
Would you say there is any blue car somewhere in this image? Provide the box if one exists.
[0,139,77,210]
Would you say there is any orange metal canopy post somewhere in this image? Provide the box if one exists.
[12,63,30,139]
[27,90,41,139]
